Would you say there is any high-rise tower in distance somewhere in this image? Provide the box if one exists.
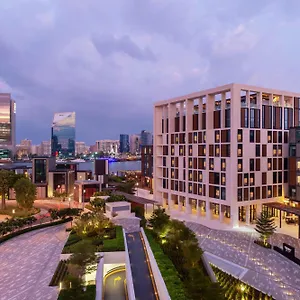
[51,112,75,158]
[0,93,16,159]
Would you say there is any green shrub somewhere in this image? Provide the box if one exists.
[145,229,187,300]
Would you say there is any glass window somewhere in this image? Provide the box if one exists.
[250,130,255,143]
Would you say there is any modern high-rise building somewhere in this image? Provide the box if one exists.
[119,134,129,153]
[129,134,140,154]
[41,141,51,157]
[75,141,89,155]
[95,140,119,155]
[140,130,153,146]
[51,112,75,158]
[0,93,16,158]
[141,145,153,189]
[153,83,300,233]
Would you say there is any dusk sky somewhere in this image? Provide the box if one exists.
[0,0,299,145]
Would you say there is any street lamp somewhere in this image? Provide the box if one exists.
[136,182,139,197]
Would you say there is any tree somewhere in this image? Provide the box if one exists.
[149,207,170,233]
[0,169,12,209]
[14,178,36,210]
[255,211,277,245]
[90,197,106,212]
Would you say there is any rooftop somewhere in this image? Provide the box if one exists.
[106,201,131,207]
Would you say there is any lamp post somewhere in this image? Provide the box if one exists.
[136,182,139,197]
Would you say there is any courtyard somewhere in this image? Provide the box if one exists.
[0,224,68,300]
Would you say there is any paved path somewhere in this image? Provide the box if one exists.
[104,269,126,300]
[0,224,69,300]
[126,232,156,300]
[186,221,300,300]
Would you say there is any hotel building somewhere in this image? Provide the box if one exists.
[153,83,300,235]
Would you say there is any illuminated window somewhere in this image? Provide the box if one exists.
[215,146,220,156]
[268,189,271,196]
[171,159,175,167]
[189,184,193,192]
[250,177,254,184]
[244,177,248,185]
[199,186,202,194]
[189,159,193,168]
[273,148,277,156]
[203,147,206,155]
[171,147,175,155]
[216,189,220,198]
[278,148,282,155]
[193,133,197,142]
[175,136,179,143]
[250,191,254,200]
[297,161,300,170]
[203,133,206,142]
[180,148,183,155]
[221,159,226,171]
[297,176,300,185]
[267,132,272,143]
[199,172,203,181]
[221,174,226,185]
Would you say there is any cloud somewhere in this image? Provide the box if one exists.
[0,0,300,144]
[92,34,156,62]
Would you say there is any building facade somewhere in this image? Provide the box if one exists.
[153,83,300,228]
[75,141,89,155]
[0,94,16,158]
[119,134,129,153]
[129,134,140,154]
[141,145,153,189]
[95,140,119,155]
[51,112,75,158]
[40,141,51,156]
[140,130,153,146]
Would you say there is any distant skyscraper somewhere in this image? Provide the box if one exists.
[51,112,75,158]
[129,134,140,154]
[96,140,119,155]
[140,130,153,146]
[0,94,16,157]
[119,134,129,153]
[41,141,51,156]
[75,141,89,155]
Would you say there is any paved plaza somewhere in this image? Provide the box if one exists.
[0,225,69,300]
[186,221,300,300]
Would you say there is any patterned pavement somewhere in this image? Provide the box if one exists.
[186,222,300,300]
[0,225,69,300]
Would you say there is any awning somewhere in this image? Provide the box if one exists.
[263,202,300,216]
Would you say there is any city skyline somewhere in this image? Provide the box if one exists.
[1,1,300,144]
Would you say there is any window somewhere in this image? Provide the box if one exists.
[238,144,243,157]
[215,145,220,157]
[163,157,167,166]
[171,146,175,155]
[267,186,272,198]
[221,188,226,200]
[297,175,300,185]
[278,131,282,143]
[215,130,220,143]
[221,173,226,185]
[237,189,242,201]
[250,108,255,128]
[249,159,254,171]
[297,161,300,170]
[198,172,203,182]
[250,187,254,200]
[189,145,193,156]
[209,158,214,170]
[267,131,272,143]
[193,132,197,143]
[237,129,243,142]
[250,130,255,143]
[289,145,296,157]
[225,109,230,128]
[244,174,248,186]
[273,172,277,184]
[221,159,226,171]
[268,158,272,170]
[255,145,260,157]
[189,158,193,168]
[278,146,282,156]
[273,146,277,156]
[238,159,243,172]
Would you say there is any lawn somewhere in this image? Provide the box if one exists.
[62,226,125,253]
[0,205,40,217]
[58,285,96,300]
[144,229,187,300]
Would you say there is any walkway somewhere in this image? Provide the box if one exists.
[0,224,69,300]
[126,232,156,300]
[186,221,300,300]
[104,269,126,300]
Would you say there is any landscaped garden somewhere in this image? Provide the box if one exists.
[147,208,225,300]
[0,205,40,217]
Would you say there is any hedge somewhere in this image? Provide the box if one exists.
[0,217,73,245]
[58,285,96,300]
[102,226,125,251]
[144,229,187,300]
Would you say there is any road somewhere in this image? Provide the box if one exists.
[104,269,126,300]
[126,232,156,300]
